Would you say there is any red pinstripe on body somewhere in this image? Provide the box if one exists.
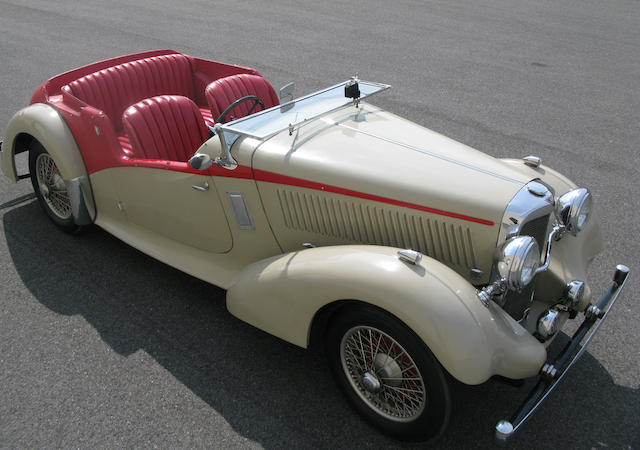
[251,168,495,226]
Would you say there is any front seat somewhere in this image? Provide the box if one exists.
[122,95,209,162]
[205,73,280,122]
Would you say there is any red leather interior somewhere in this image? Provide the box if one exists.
[46,50,270,174]
[205,74,279,121]
[63,54,194,131]
[122,95,209,162]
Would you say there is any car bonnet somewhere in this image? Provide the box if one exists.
[251,103,533,230]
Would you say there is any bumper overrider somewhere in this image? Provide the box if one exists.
[495,264,630,443]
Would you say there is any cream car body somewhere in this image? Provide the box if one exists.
[1,50,627,442]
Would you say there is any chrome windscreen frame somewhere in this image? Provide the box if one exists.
[220,79,391,140]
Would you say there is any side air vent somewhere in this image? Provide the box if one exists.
[276,189,477,269]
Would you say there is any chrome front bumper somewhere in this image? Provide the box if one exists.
[495,264,630,443]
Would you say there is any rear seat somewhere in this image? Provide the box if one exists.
[60,53,277,165]
[62,54,196,132]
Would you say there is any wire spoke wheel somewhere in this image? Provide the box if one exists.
[328,307,450,440]
[35,153,72,220]
[340,325,427,422]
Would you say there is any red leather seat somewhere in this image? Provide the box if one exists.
[205,74,279,121]
[122,95,209,162]
[63,54,195,131]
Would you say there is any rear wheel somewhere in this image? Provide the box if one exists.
[29,142,81,233]
[326,306,451,441]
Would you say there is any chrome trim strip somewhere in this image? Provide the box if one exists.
[335,122,525,185]
[495,265,630,443]
[497,181,555,246]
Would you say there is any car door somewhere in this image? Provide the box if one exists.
[111,165,232,254]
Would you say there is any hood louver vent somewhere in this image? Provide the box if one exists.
[276,188,477,269]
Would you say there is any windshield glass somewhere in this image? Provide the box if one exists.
[220,80,390,140]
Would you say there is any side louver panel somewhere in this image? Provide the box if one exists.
[276,189,477,269]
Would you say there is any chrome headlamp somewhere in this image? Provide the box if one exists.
[555,188,592,236]
[498,236,541,291]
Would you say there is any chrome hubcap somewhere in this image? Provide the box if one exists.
[362,372,382,393]
[340,326,426,422]
[35,153,71,220]
[373,352,403,386]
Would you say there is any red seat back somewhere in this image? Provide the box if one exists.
[122,95,208,162]
[205,74,279,121]
[63,54,195,131]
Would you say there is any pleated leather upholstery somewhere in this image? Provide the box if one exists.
[122,95,208,162]
[205,74,279,121]
[63,54,194,131]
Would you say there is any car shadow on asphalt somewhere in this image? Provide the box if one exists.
[3,200,638,449]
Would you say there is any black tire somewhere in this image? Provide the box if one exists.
[29,141,82,234]
[326,306,451,441]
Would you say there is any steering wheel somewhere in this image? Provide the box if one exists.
[215,95,265,124]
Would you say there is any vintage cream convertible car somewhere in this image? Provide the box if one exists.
[0,50,629,441]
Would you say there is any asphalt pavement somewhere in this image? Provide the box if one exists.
[1,0,638,448]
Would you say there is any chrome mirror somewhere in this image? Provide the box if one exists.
[189,153,213,170]
[279,82,295,100]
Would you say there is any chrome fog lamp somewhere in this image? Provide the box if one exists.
[555,188,592,236]
[537,309,561,340]
[498,236,541,291]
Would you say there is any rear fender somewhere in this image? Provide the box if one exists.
[227,245,546,384]
[2,103,96,224]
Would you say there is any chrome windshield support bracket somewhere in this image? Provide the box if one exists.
[213,124,238,170]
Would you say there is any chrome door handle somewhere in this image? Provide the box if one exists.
[191,182,209,191]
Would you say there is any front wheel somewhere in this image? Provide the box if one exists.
[29,142,81,233]
[326,306,451,441]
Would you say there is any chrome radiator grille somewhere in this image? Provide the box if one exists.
[276,189,478,269]
[521,214,550,251]
[502,214,551,321]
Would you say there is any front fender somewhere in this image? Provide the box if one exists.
[227,245,546,384]
[2,103,96,223]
